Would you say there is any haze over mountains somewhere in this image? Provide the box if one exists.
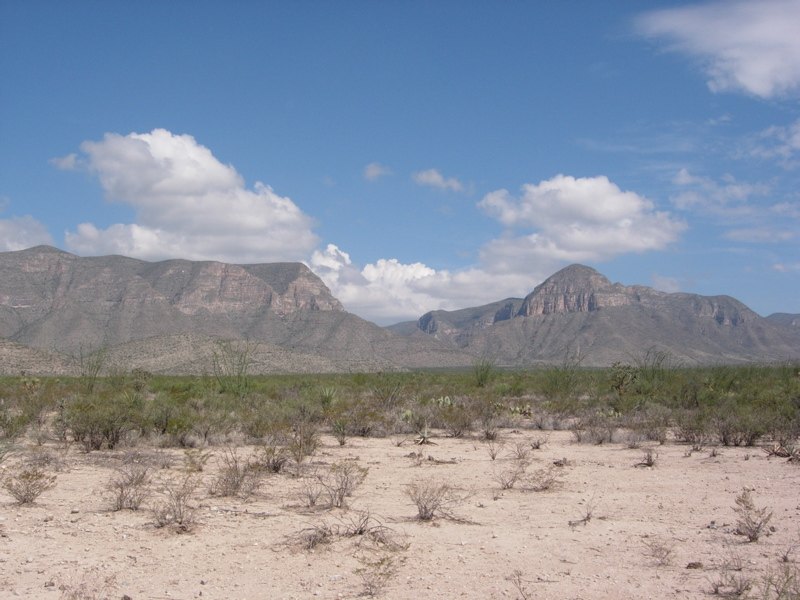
[0,246,797,374]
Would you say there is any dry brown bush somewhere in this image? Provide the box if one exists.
[152,475,198,532]
[405,478,468,521]
[209,447,261,499]
[317,459,368,509]
[106,463,150,511]
[3,467,56,504]
[493,461,529,490]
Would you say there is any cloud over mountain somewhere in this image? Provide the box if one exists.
[479,174,685,265]
[56,129,318,263]
[0,214,54,251]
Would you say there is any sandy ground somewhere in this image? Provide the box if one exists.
[1,430,799,600]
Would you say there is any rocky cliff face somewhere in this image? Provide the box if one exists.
[517,265,632,316]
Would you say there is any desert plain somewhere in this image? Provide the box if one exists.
[2,426,798,600]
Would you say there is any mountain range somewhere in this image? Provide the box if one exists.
[0,246,797,374]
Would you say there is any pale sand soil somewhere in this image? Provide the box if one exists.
[1,430,798,599]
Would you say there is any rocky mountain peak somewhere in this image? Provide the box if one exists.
[517,264,627,316]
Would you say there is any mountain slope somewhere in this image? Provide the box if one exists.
[395,264,800,366]
[0,246,471,372]
[766,313,800,330]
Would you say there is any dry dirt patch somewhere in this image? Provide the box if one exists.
[1,431,799,599]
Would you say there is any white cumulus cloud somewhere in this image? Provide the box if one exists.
[58,129,318,263]
[309,244,537,324]
[412,168,464,192]
[0,215,54,251]
[636,0,800,99]
[478,174,685,264]
[363,162,392,181]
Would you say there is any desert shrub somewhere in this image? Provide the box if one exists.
[571,412,616,445]
[755,564,800,600]
[254,433,290,474]
[330,417,348,446]
[356,554,397,597]
[182,448,212,472]
[3,467,56,504]
[710,565,753,598]
[401,402,435,445]
[405,478,467,521]
[509,441,531,461]
[633,348,679,396]
[733,488,773,542]
[316,460,368,509]
[530,434,548,450]
[521,466,560,492]
[17,375,58,444]
[145,392,192,442]
[187,394,234,445]
[370,373,404,409]
[634,449,658,468]
[493,461,528,490]
[238,395,291,440]
[339,510,406,550]
[152,475,198,532]
[209,447,260,498]
[293,522,336,550]
[674,409,712,449]
[568,496,598,528]
[288,420,319,473]
[712,402,767,447]
[0,407,28,441]
[346,398,387,438]
[537,353,585,401]
[609,361,638,404]
[212,339,258,399]
[58,567,118,600]
[107,464,150,511]
[0,440,13,465]
[66,391,143,451]
[622,403,671,444]
[299,474,324,507]
[486,439,504,460]
[436,396,474,438]
[470,394,501,440]
[473,357,496,388]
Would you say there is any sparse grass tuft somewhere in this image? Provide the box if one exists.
[356,554,398,597]
[507,569,532,600]
[642,537,674,566]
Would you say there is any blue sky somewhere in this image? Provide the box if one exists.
[1,1,799,324]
